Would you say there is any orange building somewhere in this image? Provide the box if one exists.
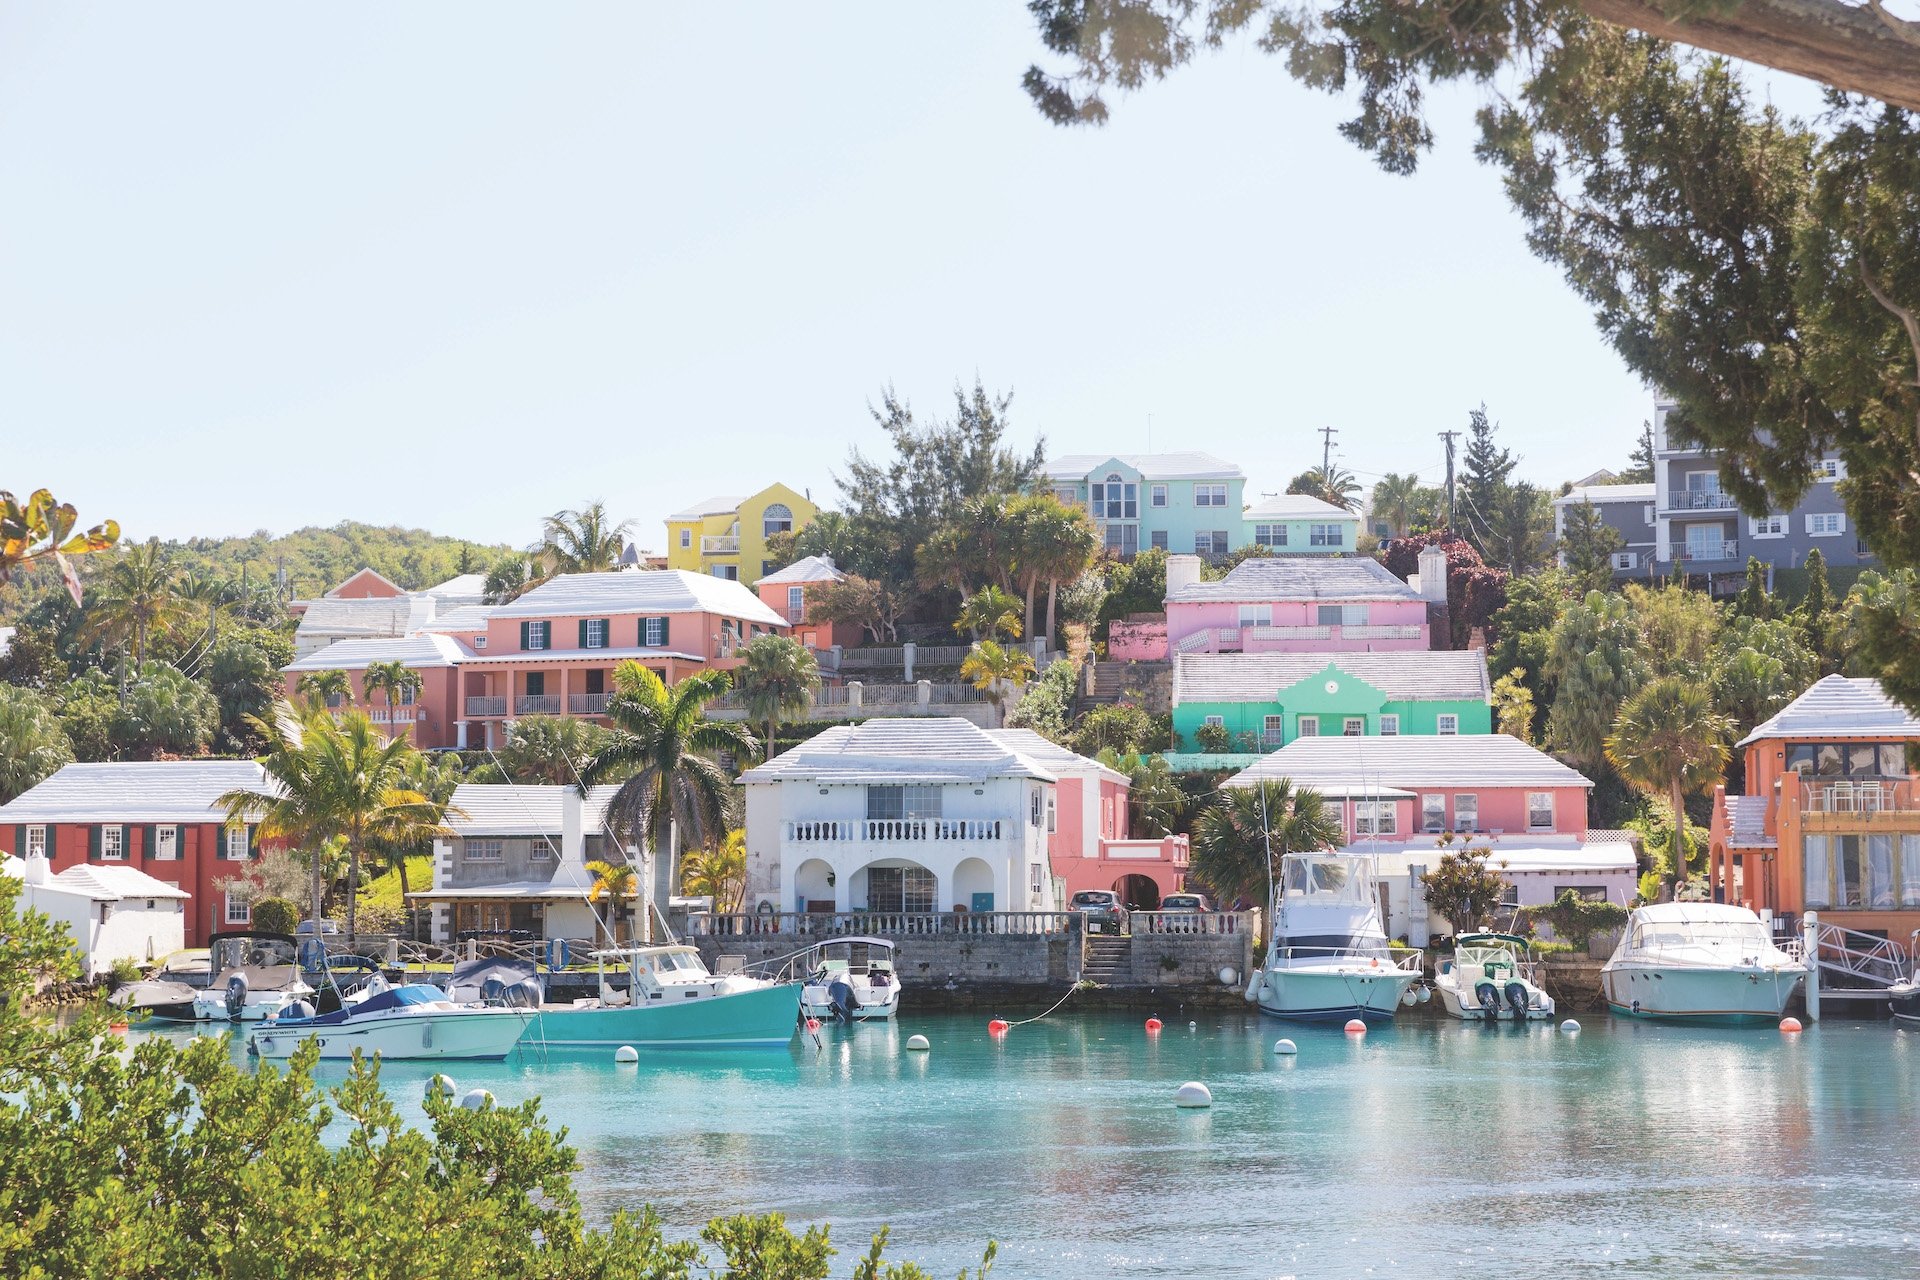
[1710,675,1920,942]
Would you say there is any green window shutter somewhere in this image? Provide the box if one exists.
[45,825,56,860]
[88,825,101,859]
[578,619,588,648]
[11,825,22,858]
[248,825,259,858]
[144,824,157,858]
[519,620,530,649]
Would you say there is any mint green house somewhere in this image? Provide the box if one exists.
[1241,493,1361,554]
[1043,452,1249,560]
[1171,651,1491,751]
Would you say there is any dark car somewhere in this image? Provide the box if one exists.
[1153,891,1215,933]
[1160,893,1213,913]
[1070,889,1128,934]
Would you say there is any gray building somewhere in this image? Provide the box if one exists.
[1555,399,1872,590]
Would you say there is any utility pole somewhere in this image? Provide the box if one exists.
[1439,429,1461,529]
[1319,425,1339,477]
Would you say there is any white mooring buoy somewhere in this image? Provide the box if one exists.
[1174,1081,1213,1108]
[1560,1019,1581,1034]
[459,1089,495,1111]
[906,1034,930,1052]
[426,1074,457,1101]
[1218,966,1238,986]
[614,1045,639,1063]
[1273,1038,1298,1056]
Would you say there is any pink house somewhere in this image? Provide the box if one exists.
[991,729,1190,908]
[754,555,863,654]
[283,569,789,750]
[1162,553,1432,657]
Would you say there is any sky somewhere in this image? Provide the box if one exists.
[0,3,1670,553]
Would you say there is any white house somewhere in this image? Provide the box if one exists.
[2,853,189,975]
[740,718,1061,917]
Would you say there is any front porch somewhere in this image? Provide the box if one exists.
[456,653,702,748]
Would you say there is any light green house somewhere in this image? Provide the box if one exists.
[1241,492,1361,554]
[1171,651,1492,751]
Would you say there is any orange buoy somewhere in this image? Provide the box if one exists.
[988,1018,1010,1035]
[804,1017,821,1033]
[1145,1017,1163,1033]
[1780,1016,1804,1034]
[1344,1018,1367,1035]
[108,1022,129,1035]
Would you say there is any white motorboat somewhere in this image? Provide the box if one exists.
[247,978,536,1061]
[1601,903,1806,1025]
[800,936,900,1022]
[527,945,803,1049]
[191,931,316,1022]
[1434,932,1556,1021]
[1244,853,1421,1023]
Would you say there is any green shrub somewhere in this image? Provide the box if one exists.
[108,956,142,988]
[249,897,300,936]
[1194,721,1231,753]
[1520,889,1630,948]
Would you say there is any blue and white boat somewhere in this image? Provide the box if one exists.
[1244,853,1421,1023]
[800,936,900,1022]
[1601,903,1805,1025]
[247,979,537,1061]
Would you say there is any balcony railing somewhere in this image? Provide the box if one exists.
[701,535,740,555]
[514,695,561,715]
[1129,911,1247,935]
[784,818,1008,843]
[1668,490,1738,510]
[1800,780,1920,814]
[1669,539,1740,563]
[568,692,612,715]
[689,910,1075,938]
[1176,623,1425,654]
[1341,624,1424,640]
[464,696,507,717]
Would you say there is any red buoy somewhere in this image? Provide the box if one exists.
[988,1018,1010,1035]
[804,1017,821,1033]
[1780,1016,1804,1034]
[1144,1017,1163,1033]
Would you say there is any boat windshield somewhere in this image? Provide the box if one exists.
[1282,855,1373,905]
[1627,918,1775,961]
[1455,943,1521,973]
[642,950,707,975]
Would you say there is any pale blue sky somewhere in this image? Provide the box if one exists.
[1,3,1662,552]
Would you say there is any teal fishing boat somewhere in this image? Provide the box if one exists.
[528,945,802,1049]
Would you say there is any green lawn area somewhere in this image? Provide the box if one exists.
[356,856,434,915]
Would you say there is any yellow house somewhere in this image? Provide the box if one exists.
[664,483,818,585]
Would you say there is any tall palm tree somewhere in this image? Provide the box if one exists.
[1288,464,1363,512]
[960,640,1037,726]
[297,669,353,709]
[220,701,454,940]
[1370,473,1423,538]
[1191,780,1344,910]
[541,500,634,575]
[580,663,758,908]
[585,857,639,945]
[362,659,422,736]
[956,585,1023,642]
[80,540,191,664]
[1605,675,1732,899]
[497,715,614,785]
[1035,501,1099,647]
[734,634,819,760]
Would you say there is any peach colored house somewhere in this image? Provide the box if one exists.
[283,569,789,750]
[327,567,405,599]
[755,555,862,653]
[1163,553,1431,657]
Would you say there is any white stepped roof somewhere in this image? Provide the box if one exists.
[1173,651,1489,705]
[1044,452,1244,481]
[486,570,787,628]
[0,761,269,825]
[1243,493,1358,521]
[756,555,845,586]
[1737,675,1920,747]
[1370,840,1634,874]
[1225,734,1591,792]
[283,633,469,672]
[420,604,498,633]
[1553,483,1656,507]
[444,784,629,837]
[988,729,1126,784]
[741,717,1057,784]
[667,494,745,520]
[1723,795,1775,848]
[294,595,438,639]
[1166,555,1420,604]
[51,862,192,901]
[422,573,487,600]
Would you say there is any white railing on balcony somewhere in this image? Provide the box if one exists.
[568,692,612,715]
[1668,490,1739,510]
[784,817,1009,843]
[1669,539,1740,563]
[1129,911,1247,936]
[1800,780,1920,814]
[689,910,1074,938]
[701,535,740,554]
[515,695,561,715]
[1247,624,1332,642]
[464,696,507,717]
[1343,624,1424,639]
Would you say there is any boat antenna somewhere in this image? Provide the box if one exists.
[1259,775,1276,923]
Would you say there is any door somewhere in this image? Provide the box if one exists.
[1684,524,1719,561]
[971,892,995,914]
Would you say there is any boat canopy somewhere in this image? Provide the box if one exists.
[1457,932,1530,949]
[302,983,448,1026]
[1280,854,1376,906]
[813,936,896,953]
[446,955,538,1003]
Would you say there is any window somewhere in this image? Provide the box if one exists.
[1054,486,1078,506]
[1262,714,1284,744]
[1297,716,1320,737]
[1379,714,1399,736]
[224,891,251,926]
[1437,714,1459,735]
[867,785,942,821]
[679,528,691,548]
[523,620,551,650]
[1342,717,1364,736]
[643,616,668,646]
[1816,458,1846,481]
[465,838,504,862]
[786,586,806,622]
[1030,788,1043,827]
[1786,742,1906,779]
[1422,795,1446,834]
[866,865,936,913]
[712,565,739,580]
[325,690,343,709]
[154,826,178,861]
[1643,504,1655,524]
[1150,483,1168,508]
[1203,715,1224,728]
[1557,885,1610,902]
[1353,801,1397,836]
[1611,551,1637,571]
[1807,512,1846,536]
[1046,795,1056,833]
[1751,515,1786,538]
[762,503,794,538]
[1195,483,1227,507]
[1237,604,1272,628]
[1149,530,1168,551]
[399,684,415,706]
[473,636,488,649]
[101,825,124,860]
[1453,794,1478,832]
[525,672,546,697]
[1104,523,1138,557]
[1090,474,1138,520]
[25,826,45,858]
[1316,604,1368,626]
[225,826,249,861]
[1527,792,1555,831]
[584,618,608,649]
[1309,523,1342,547]
[1195,530,1228,557]
[1254,523,1289,548]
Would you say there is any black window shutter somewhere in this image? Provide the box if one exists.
[520,620,530,649]
[602,618,612,647]
[88,825,101,859]
[11,825,22,857]
[248,825,259,858]
[578,619,588,648]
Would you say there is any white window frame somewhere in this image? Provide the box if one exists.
[154,825,178,861]
[1316,603,1368,627]
[1297,716,1320,737]
[1422,794,1446,834]
[1030,787,1044,827]
[1527,791,1555,832]
[1437,713,1459,735]
[224,890,252,925]
[1611,551,1637,571]
[1750,514,1786,539]
[1203,714,1224,728]
[1815,458,1845,482]
[101,825,125,861]
[584,618,608,649]
[225,826,249,861]
[1453,794,1478,832]
[1807,512,1846,537]
[1194,483,1227,508]
[644,616,668,646]
[530,838,555,862]
[1642,504,1655,524]
[1237,604,1272,627]
[473,636,488,649]
[1342,717,1364,736]
[1149,530,1168,551]
[1353,800,1397,836]
[679,528,691,548]
[465,838,504,863]
[1379,714,1399,736]
[1046,794,1057,834]
[25,825,45,858]
[1254,523,1289,548]
[1309,522,1341,547]
[526,620,550,651]
[1150,483,1168,508]
[787,586,805,621]
[1262,714,1285,745]
[1030,862,1043,895]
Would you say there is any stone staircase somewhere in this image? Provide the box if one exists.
[1080,934,1133,986]
[1080,660,1172,712]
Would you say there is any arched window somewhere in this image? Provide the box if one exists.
[762,503,794,538]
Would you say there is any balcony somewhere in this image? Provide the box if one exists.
[701,535,740,555]
[464,696,507,717]
[1668,490,1738,511]
[568,692,612,715]
[784,818,1009,843]
[1175,623,1425,654]
[1800,780,1920,815]
[514,695,561,715]
[1668,538,1740,563]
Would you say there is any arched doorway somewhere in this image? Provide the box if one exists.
[856,859,937,914]
[794,858,835,914]
[953,857,994,914]
[1113,874,1161,911]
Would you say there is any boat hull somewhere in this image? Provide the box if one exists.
[801,982,900,1021]
[192,989,311,1023]
[248,1008,535,1061]
[1602,963,1804,1025]
[1433,977,1555,1021]
[527,980,803,1048]
[1888,982,1920,1028]
[1252,966,1419,1023]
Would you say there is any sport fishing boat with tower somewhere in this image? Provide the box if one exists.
[1244,852,1422,1022]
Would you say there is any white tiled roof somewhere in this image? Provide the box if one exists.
[294,595,438,642]
[1224,734,1592,792]
[49,863,193,901]
[667,495,745,520]
[756,555,845,586]
[445,784,628,836]
[1173,651,1489,705]
[423,573,488,600]
[0,761,269,824]
[1243,493,1358,521]
[486,571,788,628]
[420,605,498,633]
[988,729,1127,784]
[323,568,403,597]
[283,633,470,672]
[1370,841,1635,874]
[1044,452,1245,482]
[1553,483,1656,507]
[1166,555,1421,604]
[741,717,1057,784]
[457,646,706,666]
[1737,675,1920,746]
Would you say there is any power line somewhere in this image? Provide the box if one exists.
[1320,425,1339,478]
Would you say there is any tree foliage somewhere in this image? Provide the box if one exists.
[734,634,821,760]
[1546,590,1649,771]
[1421,841,1511,937]
[1606,675,1732,897]
[495,715,615,786]
[1192,779,1344,909]
[1004,654,1079,742]
[0,684,71,803]
[1558,499,1624,593]
[58,663,220,761]
[806,574,907,646]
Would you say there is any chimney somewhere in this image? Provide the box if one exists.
[1416,544,1449,603]
[561,787,585,864]
[22,853,52,886]
[1164,553,1203,600]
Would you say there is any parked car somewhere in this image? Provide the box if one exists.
[1069,889,1127,935]
[1152,892,1214,933]
[295,918,339,936]
[1160,893,1213,913]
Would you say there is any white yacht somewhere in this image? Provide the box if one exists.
[1601,903,1806,1025]
[1244,853,1421,1023]
[248,976,537,1062]
[1433,932,1556,1021]
[191,931,316,1022]
[800,936,900,1022]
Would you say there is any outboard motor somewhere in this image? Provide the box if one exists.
[1505,981,1531,1017]
[828,980,858,1025]
[225,973,249,1020]
[512,978,544,1009]
[481,976,508,1007]
[282,1000,316,1022]
[1475,981,1501,1019]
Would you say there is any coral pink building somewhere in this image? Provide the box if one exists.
[754,555,863,653]
[283,570,789,750]
[1162,553,1434,657]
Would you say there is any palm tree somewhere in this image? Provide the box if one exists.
[1191,779,1344,910]
[957,585,1023,642]
[1287,464,1362,512]
[1370,473,1423,538]
[80,540,191,664]
[580,663,758,911]
[362,659,422,737]
[1605,675,1732,899]
[541,500,634,575]
[585,858,640,945]
[377,748,466,903]
[220,701,455,939]
[681,829,747,913]
[1094,748,1186,836]
[1035,501,1099,647]
[734,634,819,760]
[498,715,614,785]
[960,640,1037,726]
[483,551,540,604]
[0,686,73,804]
[297,669,353,709]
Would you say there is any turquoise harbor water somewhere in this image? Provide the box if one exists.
[142,1011,1920,1279]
